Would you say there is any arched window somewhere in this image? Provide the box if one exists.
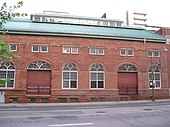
[27,61,51,70]
[118,64,137,72]
[90,63,105,89]
[148,65,161,88]
[62,63,78,89]
[0,61,15,88]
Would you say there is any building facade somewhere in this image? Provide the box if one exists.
[0,14,169,103]
[157,27,170,98]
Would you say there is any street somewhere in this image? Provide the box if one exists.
[0,100,170,127]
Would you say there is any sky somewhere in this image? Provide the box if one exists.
[1,0,170,27]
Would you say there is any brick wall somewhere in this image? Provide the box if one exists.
[2,34,169,103]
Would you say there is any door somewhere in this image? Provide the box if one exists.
[27,70,51,95]
[0,91,5,103]
[118,72,138,95]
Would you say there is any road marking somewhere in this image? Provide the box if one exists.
[48,123,93,127]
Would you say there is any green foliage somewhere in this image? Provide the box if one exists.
[0,38,17,60]
[0,78,10,87]
[0,1,26,86]
[0,1,27,33]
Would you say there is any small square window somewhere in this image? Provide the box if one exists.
[89,48,97,54]
[62,47,70,53]
[120,49,126,56]
[32,46,39,52]
[127,50,134,56]
[71,47,78,54]
[10,44,17,51]
[40,46,48,52]
[147,51,153,57]
[98,48,104,55]
[154,51,160,57]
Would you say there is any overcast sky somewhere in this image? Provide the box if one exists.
[1,0,170,27]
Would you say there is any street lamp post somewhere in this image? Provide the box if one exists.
[151,80,155,102]
[150,53,155,102]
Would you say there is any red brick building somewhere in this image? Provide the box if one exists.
[0,13,169,103]
[157,27,170,98]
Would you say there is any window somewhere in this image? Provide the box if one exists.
[109,22,115,27]
[62,47,78,54]
[32,45,48,52]
[32,45,39,52]
[10,44,17,51]
[62,63,78,89]
[120,49,134,56]
[89,48,97,54]
[148,65,161,89]
[118,64,137,72]
[147,50,160,57]
[120,49,126,56]
[89,48,104,55]
[27,61,51,70]
[90,63,105,89]
[127,50,134,56]
[33,16,41,22]
[0,61,15,88]
[40,46,48,52]
[71,47,78,54]
[103,21,108,26]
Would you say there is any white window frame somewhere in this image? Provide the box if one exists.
[40,46,48,52]
[62,47,70,54]
[10,44,17,51]
[89,48,97,55]
[147,50,153,57]
[147,50,160,58]
[148,72,161,89]
[127,49,134,56]
[32,45,48,53]
[89,48,105,55]
[98,48,105,55]
[32,45,39,52]
[120,49,126,56]
[62,47,79,54]
[154,51,160,57]
[120,48,134,56]
[71,47,78,54]
[89,63,105,89]
[62,63,78,89]
[0,62,15,89]
[62,70,78,89]
[90,71,105,89]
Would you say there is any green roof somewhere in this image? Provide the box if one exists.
[2,18,166,43]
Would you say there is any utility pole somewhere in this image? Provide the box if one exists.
[126,11,129,26]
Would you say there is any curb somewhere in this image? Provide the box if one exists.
[0,99,170,107]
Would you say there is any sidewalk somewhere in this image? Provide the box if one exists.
[1,98,170,107]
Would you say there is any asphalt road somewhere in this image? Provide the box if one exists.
[0,100,170,127]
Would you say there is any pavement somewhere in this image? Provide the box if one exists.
[0,98,170,107]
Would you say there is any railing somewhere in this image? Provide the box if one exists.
[27,85,51,95]
[119,84,138,95]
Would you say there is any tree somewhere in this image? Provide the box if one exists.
[0,1,27,59]
[0,1,27,86]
